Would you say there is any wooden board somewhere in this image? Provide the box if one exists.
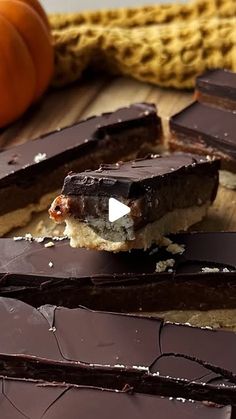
[2,75,236,329]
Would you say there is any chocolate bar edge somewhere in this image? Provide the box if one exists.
[0,298,236,406]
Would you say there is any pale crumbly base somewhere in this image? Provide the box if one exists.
[0,190,60,237]
[219,170,236,190]
[64,202,210,252]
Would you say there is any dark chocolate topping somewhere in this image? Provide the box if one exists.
[0,297,236,390]
[62,153,219,198]
[1,232,236,281]
[170,102,236,158]
[196,69,236,100]
[0,103,159,188]
[1,377,232,419]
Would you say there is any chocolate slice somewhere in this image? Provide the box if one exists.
[195,69,236,111]
[49,153,219,252]
[1,232,236,311]
[0,103,161,236]
[169,102,236,189]
[0,297,236,405]
[1,377,233,419]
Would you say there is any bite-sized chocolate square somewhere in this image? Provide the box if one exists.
[0,297,236,405]
[0,376,233,419]
[49,153,219,252]
[195,69,236,111]
[0,103,162,236]
[169,102,236,189]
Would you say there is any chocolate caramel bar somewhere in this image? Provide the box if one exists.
[1,377,233,419]
[0,297,236,405]
[1,233,236,311]
[169,102,236,189]
[49,153,219,252]
[195,69,236,111]
[0,103,161,236]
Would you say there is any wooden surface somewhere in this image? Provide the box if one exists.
[2,75,236,329]
[2,75,236,235]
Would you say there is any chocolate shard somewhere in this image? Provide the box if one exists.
[0,376,233,419]
[195,69,236,111]
[0,297,236,405]
[49,153,219,252]
[1,232,236,311]
[0,103,162,236]
[169,101,236,188]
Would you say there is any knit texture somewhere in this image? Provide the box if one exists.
[51,0,236,89]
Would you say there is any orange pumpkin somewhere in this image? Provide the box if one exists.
[17,0,50,30]
[0,0,54,127]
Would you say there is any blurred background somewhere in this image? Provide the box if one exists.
[41,0,184,13]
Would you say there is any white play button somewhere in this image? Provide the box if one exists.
[108,198,130,222]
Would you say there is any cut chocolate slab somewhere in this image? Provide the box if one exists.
[0,297,236,405]
[0,233,236,311]
[0,103,161,236]
[49,153,219,251]
[169,102,236,188]
[1,377,233,419]
[195,69,236,111]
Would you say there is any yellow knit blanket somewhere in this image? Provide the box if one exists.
[50,0,236,89]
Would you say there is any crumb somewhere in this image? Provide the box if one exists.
[48,261,54,268]
[166,243,185,255]
[49,327,56,332]
[159,237,185,255]
[201,267,220,272]
[156,259,175,273]
[52,236,68,241]
[34,152,47,163]
[44,241,55,248]
[222,267,230,272]
[13,236,24,241]
[13,234,33,242]
[34,237,45,243]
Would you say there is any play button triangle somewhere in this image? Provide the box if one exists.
[108,198,130,223]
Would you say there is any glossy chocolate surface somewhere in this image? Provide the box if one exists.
[1,233,236,311]
[1,232,236,280]
[196,69,236,100]
[0,103,160,188]
[0,297,236,405]
[62,153,219,198]
[170,102,236,158]
[1,377,233,419]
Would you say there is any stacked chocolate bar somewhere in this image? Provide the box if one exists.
[1,101,236,417]
[49,154,219,251]
[0,103,161,236]
[169,69,236,189]
[1,232,236,311]
[0,295,236,404]
[1,232,236,412]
